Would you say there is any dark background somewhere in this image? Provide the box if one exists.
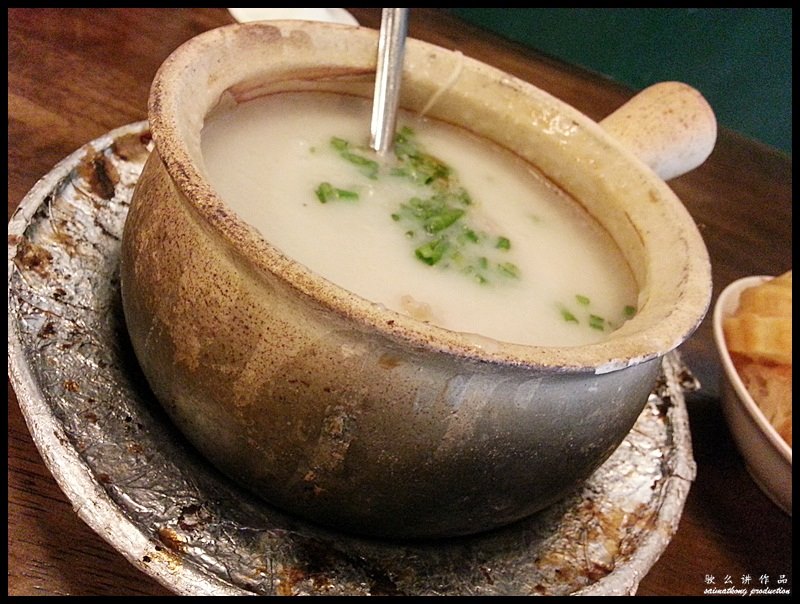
[452,8,792,155]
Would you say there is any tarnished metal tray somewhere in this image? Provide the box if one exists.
[8,122,697,596]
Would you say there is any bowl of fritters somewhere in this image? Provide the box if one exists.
[713,271,792,515]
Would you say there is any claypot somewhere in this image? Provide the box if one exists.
[120,21,715,538]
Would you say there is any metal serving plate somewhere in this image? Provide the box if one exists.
[8,122,697,595]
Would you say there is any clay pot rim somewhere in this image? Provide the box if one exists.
[147,21,711,373]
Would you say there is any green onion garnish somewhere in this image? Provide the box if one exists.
[425,208,465,233]
[315,182,359,203]
[561,308,579,323]
[462,228,479,243]
[415,238,449,266]
[330,137,379,179]
[589,314,606,331]
[497,262,521,279]
[323,128,523,285]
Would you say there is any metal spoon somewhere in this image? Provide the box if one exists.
[370,8,409,155]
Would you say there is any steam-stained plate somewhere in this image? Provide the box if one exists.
[8,122,697,596]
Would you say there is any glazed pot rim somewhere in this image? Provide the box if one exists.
[146,20,711,373]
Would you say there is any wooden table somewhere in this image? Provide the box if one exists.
[8,8,792,596]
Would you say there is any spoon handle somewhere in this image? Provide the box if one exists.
[370,8,409,155]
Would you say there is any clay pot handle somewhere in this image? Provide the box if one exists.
[600,81,717,181]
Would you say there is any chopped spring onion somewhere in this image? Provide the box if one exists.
[315,182,359,203]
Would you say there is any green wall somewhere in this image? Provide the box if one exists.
[451,8,791,155]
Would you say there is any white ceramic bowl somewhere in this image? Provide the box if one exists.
[227,8,358,26]
[712,276,792,515]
